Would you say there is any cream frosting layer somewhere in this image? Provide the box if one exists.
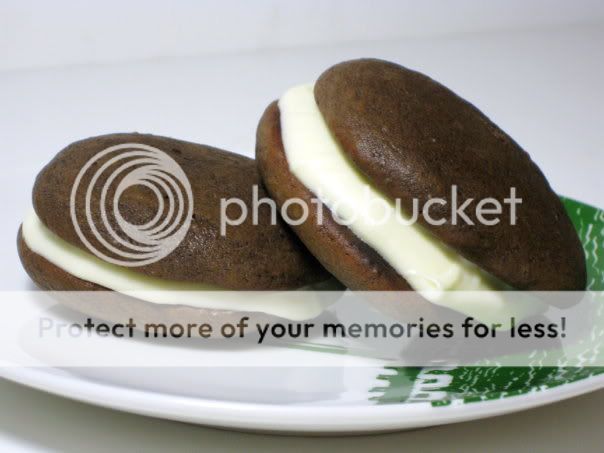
[21,209,332,321]
[278,84,544,323]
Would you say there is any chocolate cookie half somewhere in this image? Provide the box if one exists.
[256,58,585,319]
[19,133,332,324]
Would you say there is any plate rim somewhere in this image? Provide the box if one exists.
[2,366,603,434]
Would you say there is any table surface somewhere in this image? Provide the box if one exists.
[0,23,602,451]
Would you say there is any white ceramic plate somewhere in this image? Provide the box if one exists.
[2,197,603,434]
[1,365,604,435]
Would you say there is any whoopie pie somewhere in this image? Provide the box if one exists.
[18,133,332,325]
[256,58,585,317]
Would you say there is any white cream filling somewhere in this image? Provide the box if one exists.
[279,84,544,324]
[21,210,332,321]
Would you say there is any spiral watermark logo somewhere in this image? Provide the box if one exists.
[70,143,193,267]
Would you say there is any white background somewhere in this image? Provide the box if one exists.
[2,0,603,72]
[1,0,603,450]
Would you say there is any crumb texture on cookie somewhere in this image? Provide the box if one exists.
[313,58,585,290]
[32,133,328,289]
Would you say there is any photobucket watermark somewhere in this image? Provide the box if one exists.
[220,185,522,236]
[68,144,523,261]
